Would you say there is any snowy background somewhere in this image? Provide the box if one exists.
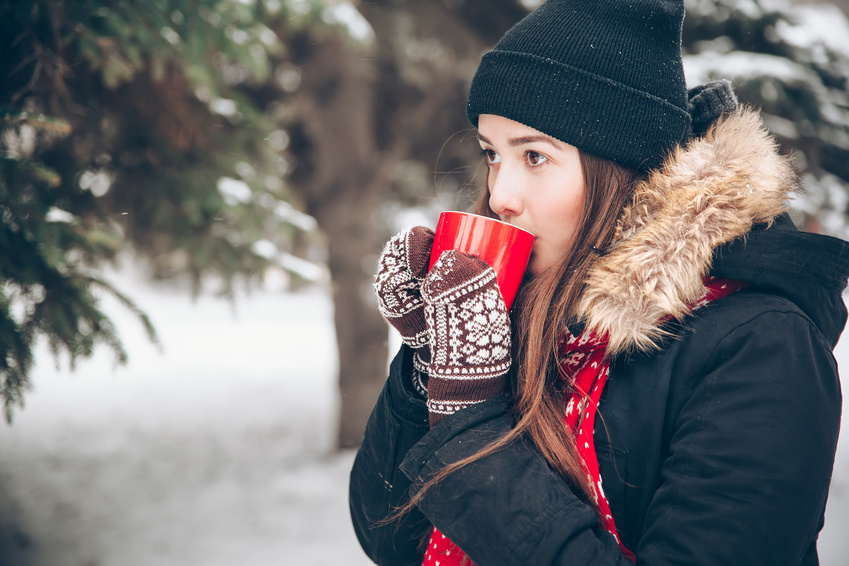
[0,264,846,566]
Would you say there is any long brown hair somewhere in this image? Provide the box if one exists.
[396,149,644,524]
[485,150,643,503]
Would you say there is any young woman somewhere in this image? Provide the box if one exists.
[350,1,849,565]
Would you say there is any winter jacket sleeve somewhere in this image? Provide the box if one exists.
[349,345,431,566]
[400,395,632,565]
[393,303,841,566]
[399,392,634,565]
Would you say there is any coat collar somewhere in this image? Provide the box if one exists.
[578,108,799,355]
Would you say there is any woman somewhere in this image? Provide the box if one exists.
[350,1,849,565]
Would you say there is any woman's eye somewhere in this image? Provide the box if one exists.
[482,149,501,165]
[526,151,548,166]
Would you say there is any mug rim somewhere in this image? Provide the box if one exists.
[439,210,535,238]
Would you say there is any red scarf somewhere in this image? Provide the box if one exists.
[422,277,748,566]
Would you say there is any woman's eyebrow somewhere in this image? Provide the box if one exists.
[509,135,562,149]
[477,133,562,149]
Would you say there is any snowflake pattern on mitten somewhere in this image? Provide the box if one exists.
[421,250,511,427]
[373,227,434,349]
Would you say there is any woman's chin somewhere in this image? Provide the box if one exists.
[527,252,549,276]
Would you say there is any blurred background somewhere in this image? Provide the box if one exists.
[0,0,847,564]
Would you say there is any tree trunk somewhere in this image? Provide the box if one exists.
[289,35,389,449]
[322,194,389,449]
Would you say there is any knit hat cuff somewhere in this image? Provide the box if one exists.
[467,50,692,171]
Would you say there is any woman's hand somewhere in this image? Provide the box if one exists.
[421,250,512,427]
[373,226,434,349]
[374,227,435,397]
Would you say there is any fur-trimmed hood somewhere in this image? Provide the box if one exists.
[578,108,818,355]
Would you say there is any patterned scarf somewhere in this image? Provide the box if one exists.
[422,277,748,566]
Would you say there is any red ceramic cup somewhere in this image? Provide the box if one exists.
[428,211,535,310]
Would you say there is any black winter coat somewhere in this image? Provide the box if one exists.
[350,111,849,566]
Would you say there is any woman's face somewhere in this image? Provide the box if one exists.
[477,114,586,275]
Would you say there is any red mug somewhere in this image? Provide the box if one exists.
[428,211,535,310]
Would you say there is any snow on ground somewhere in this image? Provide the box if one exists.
[0,266,846,566]
[0,267,372,566]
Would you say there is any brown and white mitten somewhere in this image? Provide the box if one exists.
[373,227,434,395]
[421,250,511,427]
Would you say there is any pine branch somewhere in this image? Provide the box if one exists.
[86,275,160,349]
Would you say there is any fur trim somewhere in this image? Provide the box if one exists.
[578,108,799,355]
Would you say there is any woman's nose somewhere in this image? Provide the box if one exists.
[488,170,522,218]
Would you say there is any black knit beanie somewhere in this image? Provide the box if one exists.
[467,0,691,171]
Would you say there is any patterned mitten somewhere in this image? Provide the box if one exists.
[421,250,511,427]
[374,227,434,396]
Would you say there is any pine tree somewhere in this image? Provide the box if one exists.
[0,0,522,443]
[0,0,314,420]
